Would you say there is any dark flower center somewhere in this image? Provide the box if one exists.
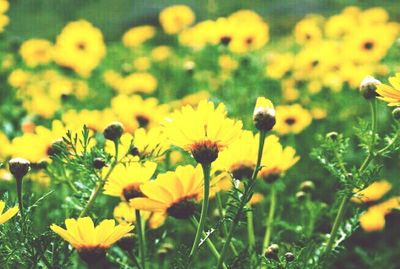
[245,37,254,45]
[78,247,106,264]
[363,41,374,50]
[167,198,197,219]
[136,115,150,128]
[220,36,232,46]
[76,42,87,50]
[285,117,296,125]
[122,184,144,201]
[231,163,255,181]
[190,140,220,164]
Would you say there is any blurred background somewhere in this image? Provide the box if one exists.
[7,0,400,41]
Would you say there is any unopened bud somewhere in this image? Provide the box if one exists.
[103,121,124,141]
[392,107,400,121]
[360,76,381,100]
[253,97,276,132]
[93,158,106,169]
[264,244,279,260]
[296,191,307,201]
[300,181,315,193]
[284,252,295,262]
[326,131,338,140]
[9,158,30,178]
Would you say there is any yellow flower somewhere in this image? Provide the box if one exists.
[274,104,312,135]
[0,131,11,158]
[8,69,30,88]
[50,217,133,261]
[164,100,242,164]
[131,165,216,219]
[159,5,195,34]
[0,0,9,32]
[55,20,106,77]
[19,39,53,67]
[122,25,156,47]
[253,97,276,132]
[359,197,400,232]
[104,161,157,201]
[352,180,392,204]
[133,57,151,71]
[113,202,165,229]
[0,201,18,224]
[218,55,238,72]
[294,17,322,45]
[111,95,169,131]
[265,53,294,79]
[62,109,116,132]
[113,72,157,95]
[151,46,171,61]
[250,193,264,205]
[376,73,400,106]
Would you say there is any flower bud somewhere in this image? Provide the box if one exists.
[92,158,106,169]
[103,121,124,141]
[253,97,276,132]
[9,158,30,178]
[326,131,338,140]
[284,252,295,262]
[300,180,315,193]
[264,244,279,260]
[392,107,400,121]
[296,191,307,201]
[359,76,381,100]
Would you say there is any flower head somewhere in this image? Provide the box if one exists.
[159,5,195,34]
[50,217,133,262]
[164,100,242,164]
[274,104,312,135]
[352,180,392,203]
[0,201,19,224]
[253,97,276,132]
[376,73,400,106]
[130,165,217,219]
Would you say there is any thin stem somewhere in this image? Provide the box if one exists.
[190,217,227,269]
[217,131,267,269]
[189,162,211,258]
[246,203,255,250]
[262,184,277,250]
[377,131,399,155]
[135,210,146,269]
[324,100,378,258]
[128,253,143,269]
[216,192,238,255]
[324,194,350,257]
[79,141,119,217]
[16,177,23,215]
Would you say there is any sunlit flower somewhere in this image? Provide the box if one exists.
[122,25,156,47]
[359,197,400,232]
[50,217,133,262]
[113,202,165,229]
[19,39,53,67]
[164,100,242,164]
[352,180,392,204]
[130,165,216,219]
[0,201,18,224]
[55,20,106,77]
[151,46,171,61]
[104,161,157,201]
[274,104,312,135]
[159,5,195,34]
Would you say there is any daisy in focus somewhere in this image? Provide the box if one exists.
[0,201,19,224]
[376,73,400,106]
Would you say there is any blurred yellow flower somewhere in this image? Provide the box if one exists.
[151,46,171,61]
[352,180,392,204]
[0,201,18,224]
[55,20,106,77]
[122,25,156,47]
[159,5,195,34]
[274,104,312,135]
[359,197,400,232]
[19,39,53,67]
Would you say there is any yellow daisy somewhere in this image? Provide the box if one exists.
[159,5,195,34]
[19,39,53,67]
[164,100,242,164]
[376,73,400,106]
[113,202,166,229]
[274,104,312,135]
[50,217,133,262]
[352,180,392,204]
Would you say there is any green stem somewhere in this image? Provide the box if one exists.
[16,177,23,215]
[216,192,238,255]
[247,203,255,250]
[324,194,350,257]
[190,217,227,269]
[324,99,378,258]
[135,210,146,269]
[79,141,119,217]
[262,184,277,250]
[377,131,399,155]
[189,162,211,258]
[217,131,267,269]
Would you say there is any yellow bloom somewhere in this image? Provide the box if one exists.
[50,217,133,260]
[122,25,156,47]
[19,39,53,67]
[359,197,400,232]
[274,104,312,135]
[159,5,195,34]
[0,201,18,224]
[111,95,169,131]
[8,69,30,88]
[376,73,400,106]
[113,202,165,229]
[104,161,157,201]
[250,193,264,205]
[352,180,392,203]
[133,57,151,71]
[112,72,158,95]
[164,100,242,164]
[265,53,294,79]
[151,46,171,61]
[62,109,116,132]
[55,20,106,77]
[218,55,238,72]
[131,165,216,219]
[294,17,322,45]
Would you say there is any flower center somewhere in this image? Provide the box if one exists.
[78,247,106,264]
[76,41,87,51]
[167,198,197,219]
[136,115,150,128]
[230,162,255,180]
[285,117,296,126]
[363,41,374,50]
[260,167,282,183]
[190,140,221,164]
[122,184,144,201]
[220,36,232,46]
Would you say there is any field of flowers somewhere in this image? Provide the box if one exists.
[1,1,400,268]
